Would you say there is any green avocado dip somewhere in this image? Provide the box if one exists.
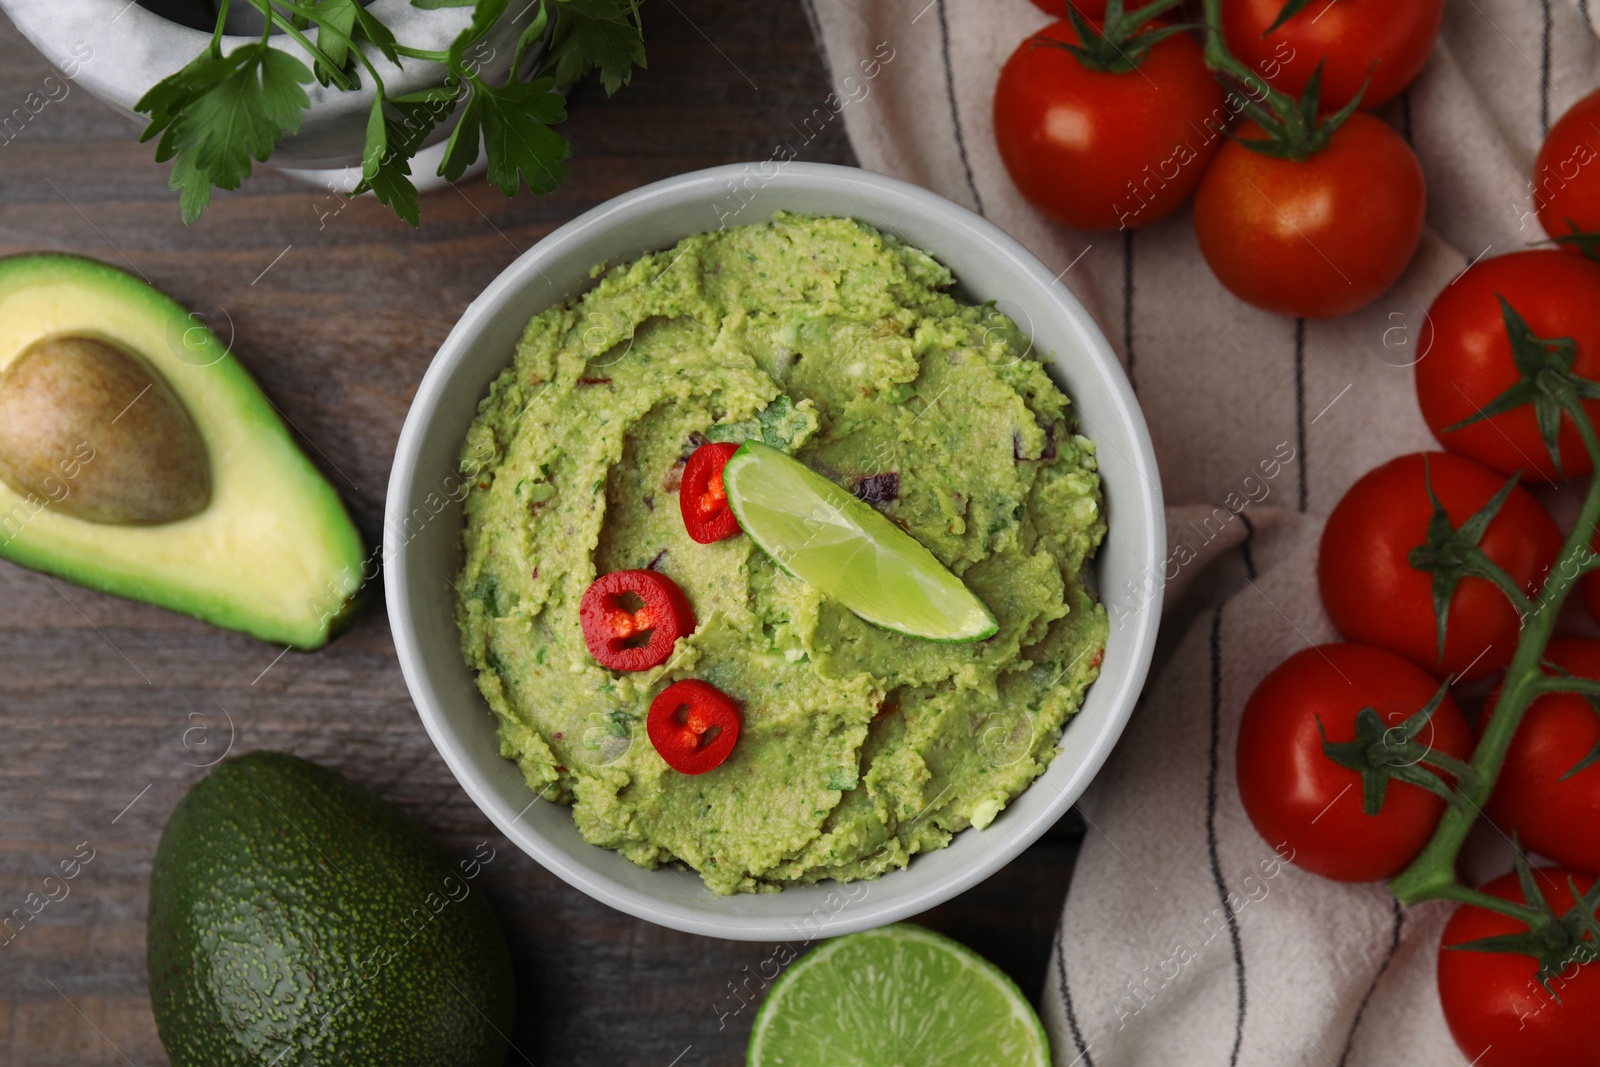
[455,213,1108,895]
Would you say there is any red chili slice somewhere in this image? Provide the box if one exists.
[646,679,742,775]
[578,570,696,672]
[679,442,742,544]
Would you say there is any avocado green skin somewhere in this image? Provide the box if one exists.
[147,752,515,1067]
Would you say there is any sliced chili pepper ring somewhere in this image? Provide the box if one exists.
[578,570,696,671]
[647,679,742,774]
[680,441,742,544]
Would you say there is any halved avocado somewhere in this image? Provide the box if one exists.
[0,253,365,649]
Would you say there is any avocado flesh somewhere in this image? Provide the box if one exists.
[147,751,517,1067]
[0,253,365,648]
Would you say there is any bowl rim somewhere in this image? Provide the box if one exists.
[385,161,1165,940]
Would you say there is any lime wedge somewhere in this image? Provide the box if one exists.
[721,442,998,642]
[746,923,1050,1067]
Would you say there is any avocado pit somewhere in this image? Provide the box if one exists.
[0,335,211,524]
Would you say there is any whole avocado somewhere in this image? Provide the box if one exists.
[147,751,516,1066]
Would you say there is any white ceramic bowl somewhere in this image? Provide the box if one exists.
[386,162,1164,941]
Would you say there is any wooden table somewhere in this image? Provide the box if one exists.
[0,3,1083,1062]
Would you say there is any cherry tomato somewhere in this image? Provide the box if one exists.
[647,679,742,774]
[680,441,741,544]
[1536,87,1600,242]
[1482,639,1600,876]
[1237,643,1471,882]
[1027,0,1108,16]
[578,570,695,672]
[1318,452,1562,681]
[1222,0,1443,111]
[1193,113,1424,318]
[1438,867,1600,1067]
[993,18,1225,231]
[1416,250,1600,482]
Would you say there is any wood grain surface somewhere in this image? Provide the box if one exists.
[0,4,1084,1063]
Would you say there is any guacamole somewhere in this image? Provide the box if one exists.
[456,213,1108,895]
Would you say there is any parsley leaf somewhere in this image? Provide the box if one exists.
[512,3,553,72]
[478,78,570,196]
[353,95,452,226]
[434,76,572,198]
[310,0,359,81]
[549,0,646,94]
[447,0,512,67]
[310,0,403,78]
[136,49,229,142]
[167,151,216,228]
[438,85,484,182]
[256,49,316,130]
[136,0,646,224]
[149,43,313,224]
[351,5,402,65]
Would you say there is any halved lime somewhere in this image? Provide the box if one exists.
[721,442,998,642]
[746,923,1050,1067]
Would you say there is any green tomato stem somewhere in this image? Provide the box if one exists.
[1391,403,1600,906]
[1198,0,1306,135]
[1532,674,1600,699]
[1469,554,1538,618]
[1425,881,1548,927]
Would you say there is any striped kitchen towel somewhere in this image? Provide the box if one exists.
[803,1,1599,1065]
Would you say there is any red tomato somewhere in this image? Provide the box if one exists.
[1027,0,1109,15]
[647,679,742,775]
[1318,452,1562,681]
[1416,250,1600,482]
[1536,87,1600,241]
[1237,643,1471,882]
[1438,867,1600,1067]
[1483,639,1600,876]
[993,18,1224,231]
[1193,113,1424,318]
[1222,0,1443,111]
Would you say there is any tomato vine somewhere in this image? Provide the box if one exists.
[1391,395,1600,922]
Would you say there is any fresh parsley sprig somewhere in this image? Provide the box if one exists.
[134,0,646,226]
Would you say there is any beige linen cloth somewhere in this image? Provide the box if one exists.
[801,1,1599,1064]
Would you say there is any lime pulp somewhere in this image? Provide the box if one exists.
[721,442,998,642]
[746,923,1050,1066]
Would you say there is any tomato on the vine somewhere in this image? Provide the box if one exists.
[1193,113,1424,318]
[1482,639,1600,876]
[1237,643,1471,882]
[1318,452,1562,681]
[1437,867,1600,1067]
[1416,250,1600,482]
[1536,87,1600,243]
[993,17,1224,231]
[1221,0,1444,111]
